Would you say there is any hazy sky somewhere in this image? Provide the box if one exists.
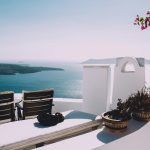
[0,0,150,62]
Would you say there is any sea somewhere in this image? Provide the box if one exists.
[0,61,83,99]
[0,60,150,99]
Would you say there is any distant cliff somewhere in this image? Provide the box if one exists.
[0,64,64,75]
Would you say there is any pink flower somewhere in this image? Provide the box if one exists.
[134,11,150,30]
[147,11,150,15]
[141,25,146,30]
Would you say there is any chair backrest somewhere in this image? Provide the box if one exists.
[22,89,54,120]
[0,92,15,122]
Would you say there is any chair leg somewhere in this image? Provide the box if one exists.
[17,107,22,120]
[11,105,16,121]
[12,109,16,121]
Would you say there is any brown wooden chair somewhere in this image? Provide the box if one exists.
[16,89,54,120]
[0,92,15,123]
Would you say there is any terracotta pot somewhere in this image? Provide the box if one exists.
[132,111,150,121]
[101,112,129,129]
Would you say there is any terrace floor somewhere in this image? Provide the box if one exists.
[0,94,149,150]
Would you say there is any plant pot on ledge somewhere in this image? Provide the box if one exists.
[132,111,150,121]
[127,86,150,122]
[101,99,131,129]
[102,111,130,129]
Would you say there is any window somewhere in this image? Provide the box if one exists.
[121,62,136,72]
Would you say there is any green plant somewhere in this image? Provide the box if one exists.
[108,99,131,121]
[127,87,150,112]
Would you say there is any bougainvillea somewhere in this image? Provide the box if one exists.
[134,10,150,30]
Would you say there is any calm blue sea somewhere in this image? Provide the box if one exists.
[0,61,83,98]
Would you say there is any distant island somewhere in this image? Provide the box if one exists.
[0,64,64,75]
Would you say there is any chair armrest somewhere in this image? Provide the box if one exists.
[15,102,23,110]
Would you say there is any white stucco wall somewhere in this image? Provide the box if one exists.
[83,65,111,115]
[111,57,145,108]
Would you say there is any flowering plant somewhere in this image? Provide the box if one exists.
[134,10,150,30]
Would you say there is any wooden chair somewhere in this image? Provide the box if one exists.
[16,89,54,120]
[0,92,15,123]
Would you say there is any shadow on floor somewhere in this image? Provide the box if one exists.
[97,119,146,143]
[64,110,97,120]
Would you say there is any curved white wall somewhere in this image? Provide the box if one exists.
[112,57,145,108]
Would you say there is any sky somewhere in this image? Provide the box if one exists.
[0,0,150,62]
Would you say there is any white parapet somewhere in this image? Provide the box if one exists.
[52,98,83,113]
[83,64,111,115]
[14,94,84,114]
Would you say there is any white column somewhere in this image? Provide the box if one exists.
[83,64,111,115]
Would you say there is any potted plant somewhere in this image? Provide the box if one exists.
[101,99,131,129]
[128,87,150,121]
